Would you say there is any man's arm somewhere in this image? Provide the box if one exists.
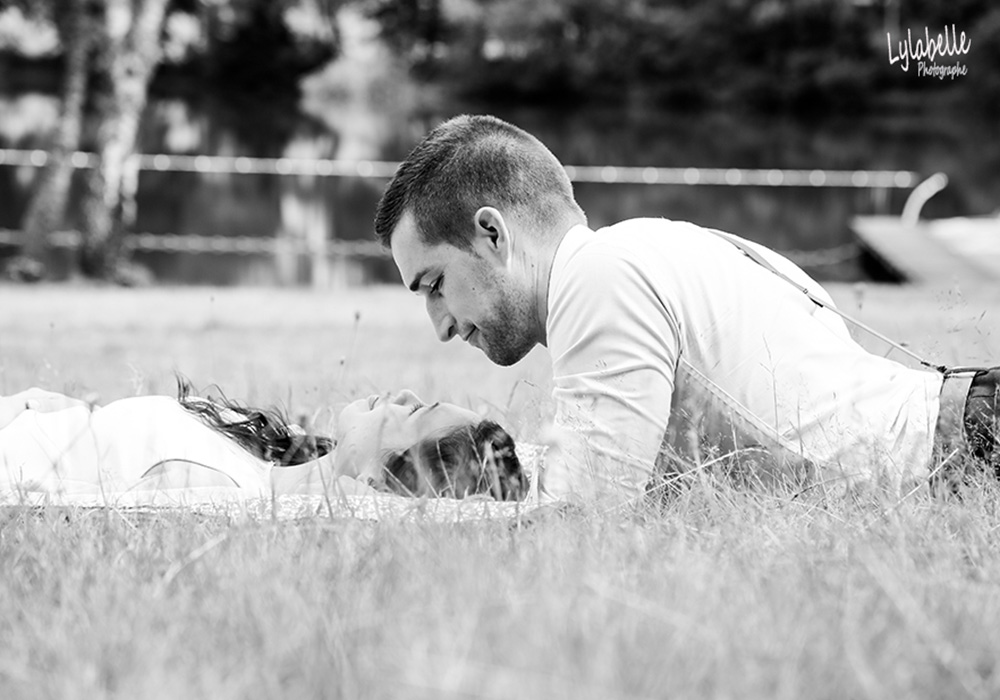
[540,246,680,505]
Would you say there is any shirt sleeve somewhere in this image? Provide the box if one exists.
[542,244,681,503]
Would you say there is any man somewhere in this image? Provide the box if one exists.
[374,114,998,505]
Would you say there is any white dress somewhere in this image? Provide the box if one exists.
[0,396,286,505]
[0,395,544,515]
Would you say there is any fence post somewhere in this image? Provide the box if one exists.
[273,229,296,286]
[310,175,332,289]
[871,186,889,214]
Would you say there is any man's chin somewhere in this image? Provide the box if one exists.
[481,339,533,367]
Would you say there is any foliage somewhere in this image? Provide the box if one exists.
[1,0,346,282]
[964,9,1000,109]
[366,0,999,114]
[189,0,342,101]
[0,0,344,100]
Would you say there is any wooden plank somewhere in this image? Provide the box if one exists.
[851,215,1000,284]
[927,217,1000,280]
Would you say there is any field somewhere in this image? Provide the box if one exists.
[1,281,999,699]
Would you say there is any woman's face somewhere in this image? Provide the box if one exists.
[333,390,481,483]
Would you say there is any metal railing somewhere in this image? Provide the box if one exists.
[0,148,919,188]
[0,228,385,257]
[0,148,919,282]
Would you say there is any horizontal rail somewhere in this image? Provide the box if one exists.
[0,229,386,257]
[0,148,919,188]
[0,229,859,267]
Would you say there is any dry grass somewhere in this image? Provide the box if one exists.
[1,281,999,700]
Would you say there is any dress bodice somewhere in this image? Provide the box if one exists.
[0,396,272,501]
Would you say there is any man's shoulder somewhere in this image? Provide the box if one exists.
[573,216,699,240]
[549,219,688,309]
[598,217,700,236]
[557,218,706,270]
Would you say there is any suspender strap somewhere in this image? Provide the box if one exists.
[703,227,960,376]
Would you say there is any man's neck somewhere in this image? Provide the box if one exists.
[531,219,583,347]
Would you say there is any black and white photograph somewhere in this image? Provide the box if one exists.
[1,1,998,697]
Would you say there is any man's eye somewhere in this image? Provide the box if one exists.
[430,277,442,295]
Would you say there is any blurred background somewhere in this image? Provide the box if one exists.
[0,0,997,286]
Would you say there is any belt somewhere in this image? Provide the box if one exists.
[965,368,1000,469]
[935,371,976,454]
[932,369,998,490]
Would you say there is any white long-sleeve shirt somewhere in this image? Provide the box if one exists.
[540,219,943,501]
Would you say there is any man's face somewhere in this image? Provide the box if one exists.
[391,211,536,366]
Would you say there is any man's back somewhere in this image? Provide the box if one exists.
[543,218,942,498]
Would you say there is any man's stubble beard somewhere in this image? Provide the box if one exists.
[477,275,537,367]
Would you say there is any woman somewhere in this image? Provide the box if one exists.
[0,384,529,504]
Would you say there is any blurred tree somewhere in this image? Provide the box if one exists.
[5,0,344,282]
[365,0,445,72]
[6,0,94,280]
[895,0,992,27]
[366,0,995,114]
[966,8,1000,112]
[78,0,169,281]
[200,0,341,101]
[1,0,167,282]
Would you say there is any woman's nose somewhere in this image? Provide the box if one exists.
[390,390,422,407]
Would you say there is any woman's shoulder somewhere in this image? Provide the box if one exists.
[93,395,192,427]
[99,394,179,411]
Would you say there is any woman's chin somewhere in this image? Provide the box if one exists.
[355,460,385,489]
[331,447,359,478]
[332,447,380,483]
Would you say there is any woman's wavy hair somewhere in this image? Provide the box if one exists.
[177,379,527,501]
[176,379,333,467]
[381,420,527,501]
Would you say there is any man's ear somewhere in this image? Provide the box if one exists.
[472,207,511,266]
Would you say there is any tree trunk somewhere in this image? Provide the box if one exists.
[18,0,93,268]
[79,0,168,280]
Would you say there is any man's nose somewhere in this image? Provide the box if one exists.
[427,298,456,342]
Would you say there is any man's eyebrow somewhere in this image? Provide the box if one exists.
[407,268,431,292]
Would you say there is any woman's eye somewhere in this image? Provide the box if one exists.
[430,277,442,295]
[409,404,422,416]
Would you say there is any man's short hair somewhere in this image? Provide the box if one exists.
[374,115,581,250]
